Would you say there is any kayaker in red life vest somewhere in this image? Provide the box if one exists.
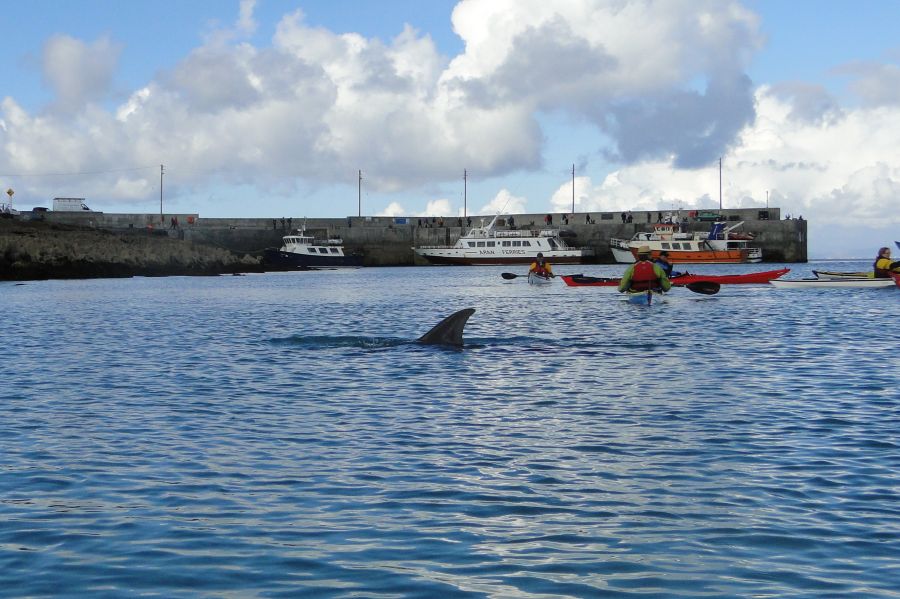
[529,253,554,277]
[873,247,900,278]
[619,246,672,293]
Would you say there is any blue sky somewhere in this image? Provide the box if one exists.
[2,0,900,257]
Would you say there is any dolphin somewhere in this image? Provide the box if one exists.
[416,308,476,346]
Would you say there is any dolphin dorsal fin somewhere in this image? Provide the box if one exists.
[417,308,476,346]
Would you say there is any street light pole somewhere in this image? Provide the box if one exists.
[571,163,575,214]
[160,164,164,223]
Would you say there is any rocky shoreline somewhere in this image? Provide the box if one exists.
[0,218,267,281]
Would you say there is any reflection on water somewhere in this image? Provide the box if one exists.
[1,262,898,597]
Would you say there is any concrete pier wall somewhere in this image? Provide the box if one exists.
[33,207,807,264]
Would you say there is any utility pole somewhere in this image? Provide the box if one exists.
[358,170,362,217]
[718,157,722,211]
[463,169,467,219]
[571,163,575,214]
[160,164,164,223]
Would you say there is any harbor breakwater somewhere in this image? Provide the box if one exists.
[2,207,806,279]
[0,218,263,281]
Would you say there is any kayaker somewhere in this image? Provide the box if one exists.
[654,250,684,279]
[619,246,672,293]
[873,247,900,278]
[529,253,554,278]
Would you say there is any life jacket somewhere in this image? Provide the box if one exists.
[874,257,893,278]
[630,260,660,291]
[531,260,551,277]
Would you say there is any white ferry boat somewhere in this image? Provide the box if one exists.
[610,221,762,264]
[413,215,594,265]
[264,228,363,269]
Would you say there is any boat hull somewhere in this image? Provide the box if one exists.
[614,247,760,264]
[264,248,363,268]
[561,268,790,287]
[414,250,589,265]
[893,273,900,288]
[770,278,896,289]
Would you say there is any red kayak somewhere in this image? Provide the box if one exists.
[892,272,900,288]
[560,267,790,287]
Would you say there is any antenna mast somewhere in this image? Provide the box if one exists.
[358,170,362,217]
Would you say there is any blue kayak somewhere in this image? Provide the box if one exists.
[625,290,665,305]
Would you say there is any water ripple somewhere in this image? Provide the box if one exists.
[2,264,898,597]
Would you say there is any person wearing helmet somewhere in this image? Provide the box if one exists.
[618,246,671,293]
[529,252,554,278]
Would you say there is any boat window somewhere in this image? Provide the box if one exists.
[661,242,670,249]
[317,248,327,253]
[467,242,476,248]
[513,241,520,247]
[330,248,339,254]
[477,241,485,247]
[308,248,317,253]
[502,241,511,247]
[522,240,531,246]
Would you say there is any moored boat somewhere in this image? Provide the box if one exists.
[770,278,895,289]
[414,214,594,265]
[609,221,762,264]
[560,268,789,287]
[264,228,363,269]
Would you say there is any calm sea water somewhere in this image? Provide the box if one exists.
[2,261,898,598]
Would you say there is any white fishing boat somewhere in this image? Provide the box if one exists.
[610,221,762,264]
[770,278,895,289]
[264,226,363,269]
[414,215,594,265]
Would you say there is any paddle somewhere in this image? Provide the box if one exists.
[684,281,720,295]
[501,272,561,279]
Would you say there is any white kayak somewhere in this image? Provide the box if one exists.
[528,272,554,285]
[812,270,873,280]
[770,278,896,289]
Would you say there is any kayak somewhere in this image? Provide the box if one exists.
[813,270,873,280]
[625,289,666,305]
[770,278,896,289]
[527,272,553,285]
[561,268,790,287]
[893,272,900,288]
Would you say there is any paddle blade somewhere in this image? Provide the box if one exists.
[686,281,721,295]
[501,272,519,279]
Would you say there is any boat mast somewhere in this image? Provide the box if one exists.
[358,169,362,217]
[464,169,467,219]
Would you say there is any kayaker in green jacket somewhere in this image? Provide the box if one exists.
[619,246,672,293]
